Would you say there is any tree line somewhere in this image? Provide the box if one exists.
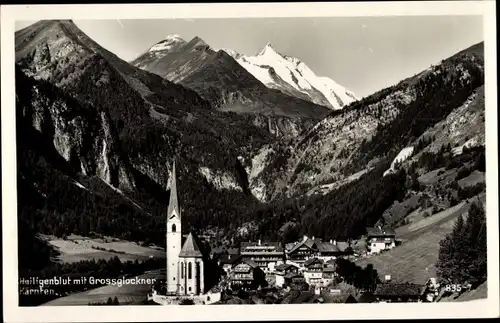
[436,201,486,290]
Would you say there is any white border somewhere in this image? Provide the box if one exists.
[1,1,498,322]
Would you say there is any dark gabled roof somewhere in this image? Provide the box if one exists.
[304,238,318,249]
[317,242,340,253]
[244,259,259,268]
[213,247,240,256]
[275,263,298,271]
[289,237,318,254]
[167,160,180,219]
[219,254,242,265]
[178,231,205,258]
[304,257,323,267]
[366,227,396,237]
[342,294,358,303]
[210,247,225,255]
[374,283,426,297]
[232,258,259,269]
[336,241,352,252]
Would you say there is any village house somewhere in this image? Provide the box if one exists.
[424,278,441,302]
[274,263,300,288]
[240,240,284,273]
[321,265,337,286]
[373,283,428,303]
[316,241,339,262]
[366,227,396,254]
[303,258,324,286]
[286,236,318,264]
[217,253,243,275]
[283,272,306,287]
[318,240,354,261]
[287,236,354,264]
[303,258,338,290]
[229,258,266,291]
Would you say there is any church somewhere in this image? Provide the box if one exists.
[165,161,208,296]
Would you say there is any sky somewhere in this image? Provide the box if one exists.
[15,16,483,98]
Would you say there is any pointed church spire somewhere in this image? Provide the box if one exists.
[167,160,180,219]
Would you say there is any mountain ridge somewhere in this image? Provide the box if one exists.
[132,34,332,120]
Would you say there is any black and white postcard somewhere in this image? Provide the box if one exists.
[1,1,498,322]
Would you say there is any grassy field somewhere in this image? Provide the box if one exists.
[42,234,165,263]
[355,193,486,284]
[458,170,485,188]
[417,167,458,186]
[405,206,433,225]
[42,270,164,306]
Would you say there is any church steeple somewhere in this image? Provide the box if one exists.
[167,160,180,219]
[166,159,182,295]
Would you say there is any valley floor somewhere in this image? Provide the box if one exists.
[41,234,165,263]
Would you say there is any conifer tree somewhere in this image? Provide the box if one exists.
[436,202,486,289]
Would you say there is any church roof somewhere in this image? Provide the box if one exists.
[167,160,180,219]
[366,227,396,237]
[179,231,205,258]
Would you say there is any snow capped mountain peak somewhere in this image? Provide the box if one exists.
[149,34,186,52]
[228,44,358,110]
[257,42,280,57]
[165,34,184,41]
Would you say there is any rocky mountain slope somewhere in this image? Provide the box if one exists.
[14,20,283,247]
[224,43,358,110]
[246,42,485,203]
[225,42,486,245]
[131,35,212,83]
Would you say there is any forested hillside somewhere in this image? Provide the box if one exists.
[246,42,484,203]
